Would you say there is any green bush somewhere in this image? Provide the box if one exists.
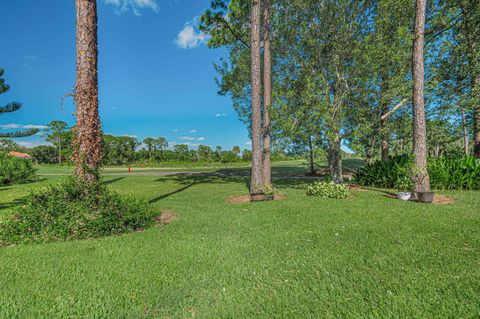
[306,181,350,199]
[0,153,37,185]
[354,155,480,190]
[0,176,158,245]
[428,156,480,190]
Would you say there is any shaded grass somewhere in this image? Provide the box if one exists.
[0,171,478,318]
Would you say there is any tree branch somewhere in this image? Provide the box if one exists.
[380,98,408,120]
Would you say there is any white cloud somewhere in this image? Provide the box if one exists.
[178,136,195,141]
[106,132,138,138]
[189,129,197,133]
[197,137,205,141]
[175,18,208,49]
[0,124,47,130]
[23,55,40,61]
[104,0,159,15]
[17,140,51,148]
[246,141,252,145]
[215,113,227,117]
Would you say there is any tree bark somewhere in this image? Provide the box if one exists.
[328,132,343,184]
[461,109,469,156]
[308,136,315,175]
[250,0,263,193]
[412,0,430,193]
[74,0,102,182]
[262,0,272,187]
[474,108,480,158]
[366,134,376,165]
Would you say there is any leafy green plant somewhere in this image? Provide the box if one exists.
[0,176,158,245]
[354,155,480,190]
[0,152,37,185]
[394,175,413,192]
[306,181,350,199]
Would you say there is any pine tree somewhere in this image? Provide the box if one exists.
[74,0,102,181]
[0,68,39,138]
[250,0,264,194]
[412,0,431,192]
[262,0,272,187]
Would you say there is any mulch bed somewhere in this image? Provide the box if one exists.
[155,210,177,224]
[431,195,455,205]
[227,193,287,204]
[385,193,455,205]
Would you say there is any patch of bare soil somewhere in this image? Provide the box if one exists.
[155,210,177,224]
[227,194,287,204]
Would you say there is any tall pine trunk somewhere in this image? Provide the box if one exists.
[262,0,272,187]
[411,0,430,193]
[328,131,343,184]
[366,134,376,165]
[74,0,102,182]
[250,0,263,194]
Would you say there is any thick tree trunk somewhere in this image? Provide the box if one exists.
[461,109,469,156]
[412,0,430,193]
[74,0,102,182]
[308,136,315,175]
[250,0,263,193]
[262,0,272,187]
[328,132,343,184]
[366,134,376,165]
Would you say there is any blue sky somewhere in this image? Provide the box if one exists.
[0,0,250,150]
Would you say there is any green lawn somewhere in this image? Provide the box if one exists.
[0,164,479,318]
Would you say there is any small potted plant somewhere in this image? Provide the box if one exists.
[395,175,412,201]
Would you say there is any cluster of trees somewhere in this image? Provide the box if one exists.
[200,0,479,193]
[1,120,259,165]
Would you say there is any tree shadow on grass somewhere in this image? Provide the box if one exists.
[102,177,126,186]
[148,171,315,204]
[0,198,25,210]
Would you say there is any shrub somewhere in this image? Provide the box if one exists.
[354,155,413,189]
[0,152,37,185]
[428,156,480,190]
[306,181,350,199]
[354,155,480,190]
[394,174,413,192]
[0,176,158,245]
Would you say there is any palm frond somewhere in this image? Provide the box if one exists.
[0,102,22,114]
[0,128,39,138]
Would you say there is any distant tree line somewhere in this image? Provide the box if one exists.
[0,121,304,165]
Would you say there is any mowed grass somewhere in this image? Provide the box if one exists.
[0,165,479,318]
